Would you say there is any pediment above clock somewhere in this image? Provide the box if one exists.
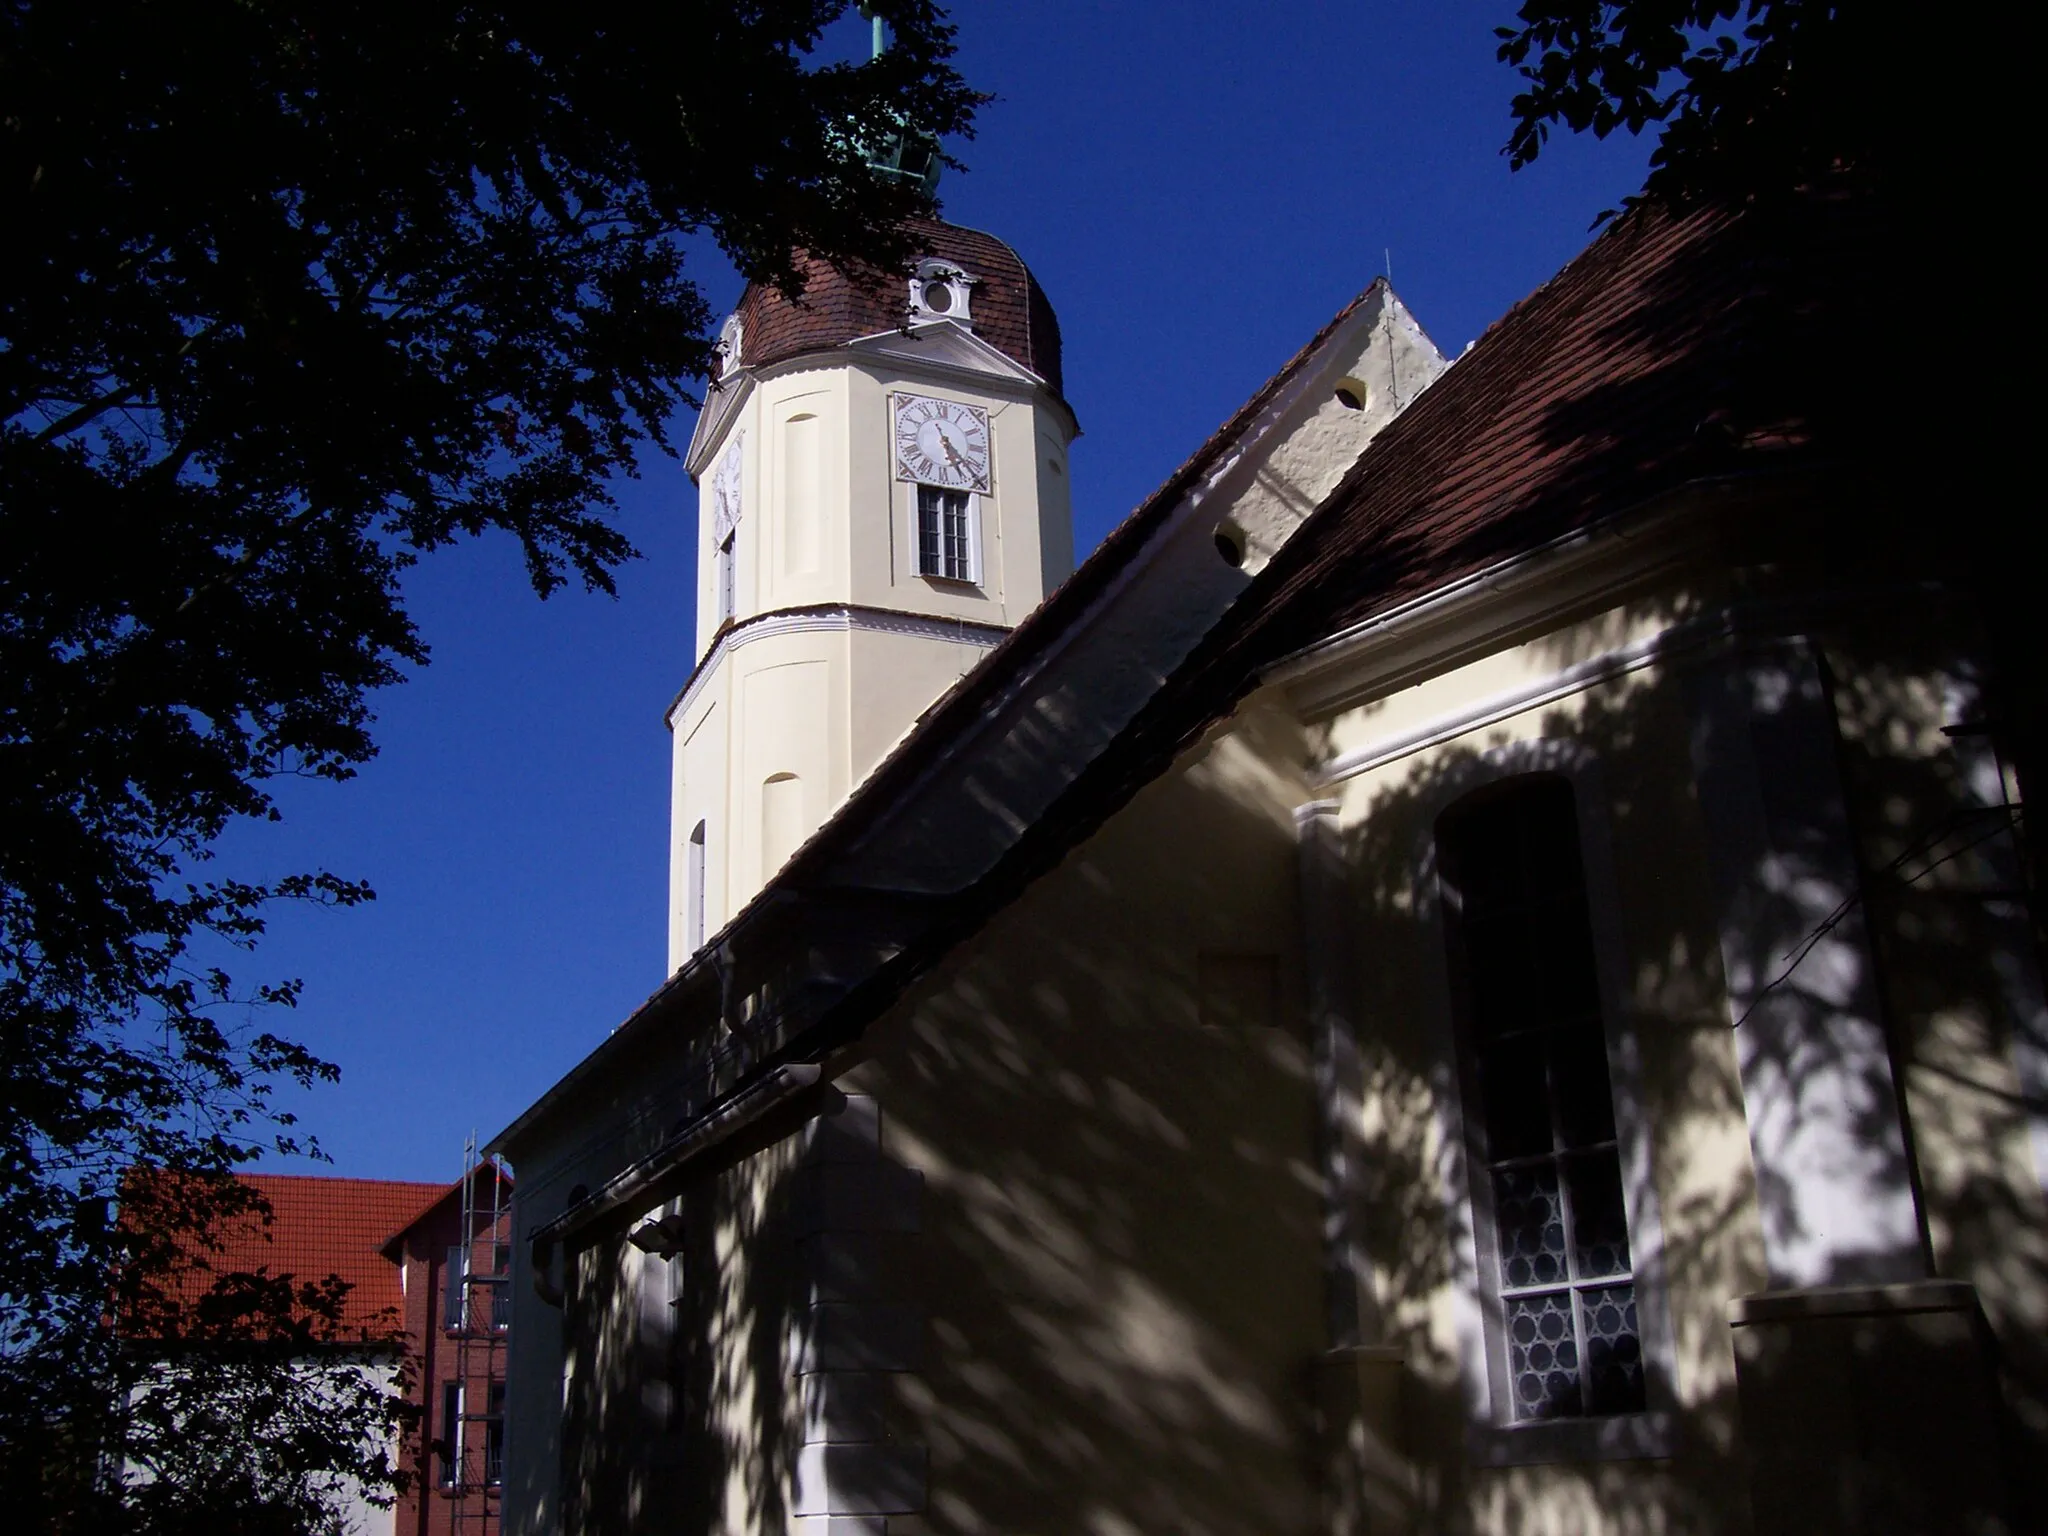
[846,320,1046,388]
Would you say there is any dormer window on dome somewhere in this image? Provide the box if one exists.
[714,313,745,379]
[910,259,976,326]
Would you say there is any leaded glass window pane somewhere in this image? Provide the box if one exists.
[1440,776,1646,1421]
[1566,1151,1632,1278]
[1505,1291,1580,1419]
[1583,1285,1646,1412]
[1493,1164,1567,1290]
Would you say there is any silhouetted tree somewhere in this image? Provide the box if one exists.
[1496,1,2042,941]
[94,1172,419,1536]
[0,2,977,1525]
[1497,2,1898,208]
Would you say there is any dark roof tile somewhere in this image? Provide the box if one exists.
[126,1173,447,1334]
[735,219,1064,397]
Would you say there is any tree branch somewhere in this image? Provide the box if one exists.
[29,323,223,446]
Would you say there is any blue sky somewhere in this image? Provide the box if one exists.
[221,4,1652,1182]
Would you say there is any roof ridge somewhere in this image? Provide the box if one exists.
[239,1171,448,1189]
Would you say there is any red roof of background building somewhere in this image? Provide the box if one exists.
[191,1174,445,1331]
[378,1162,514,1258]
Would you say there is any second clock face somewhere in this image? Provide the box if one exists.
[711,434,743,539]
[893,394,991,492]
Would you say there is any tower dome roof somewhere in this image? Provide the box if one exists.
[730,220,1064,399]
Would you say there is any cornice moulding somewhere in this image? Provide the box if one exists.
[686,325,1076,480]
[665,604,1012,729]
[1270,497,1715,723]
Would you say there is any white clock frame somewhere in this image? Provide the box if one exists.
[891,392,992,494]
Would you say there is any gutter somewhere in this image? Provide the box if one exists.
[527,1061,822,1304]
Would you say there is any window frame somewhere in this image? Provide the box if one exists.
[441,1244,466,1333]
[910,482,981,587]
[439,1381,464,1488]
[483,1382,507,1487]
[1415,746,1676,1465]
[909,258,976,325]
[487,1274,512,1331]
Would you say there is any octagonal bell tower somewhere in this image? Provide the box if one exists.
[665,222,1077,971]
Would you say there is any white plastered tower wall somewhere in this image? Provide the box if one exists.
[664,313,1080,974]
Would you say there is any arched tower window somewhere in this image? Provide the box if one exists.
[715,533,735,626]
[762,774,802,880]
[686,821,707,952]
[1436,775,1645,1422]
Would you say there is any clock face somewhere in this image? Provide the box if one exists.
[711,434,743,539]
[893,394,991,492]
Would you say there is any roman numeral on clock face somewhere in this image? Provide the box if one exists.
[893,393,991,491]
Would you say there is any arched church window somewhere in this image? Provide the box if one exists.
[1437,775,1645,1422]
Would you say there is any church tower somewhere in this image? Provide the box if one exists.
[666,224,1076,971]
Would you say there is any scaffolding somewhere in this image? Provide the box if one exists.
[442,1133,511,1536]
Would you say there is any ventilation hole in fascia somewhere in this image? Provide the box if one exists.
[1214,524,1247,568]
[1334,377,1368,411]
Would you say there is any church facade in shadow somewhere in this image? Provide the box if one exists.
[491,185,2045,1535]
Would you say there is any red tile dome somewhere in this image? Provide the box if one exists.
[730,219,1064,399]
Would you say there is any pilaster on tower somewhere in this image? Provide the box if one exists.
[664,222,1077,973]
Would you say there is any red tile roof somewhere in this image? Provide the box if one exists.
[1185,188,1878,680]
[230,1176,444,1328]
[377,1162,513,1258]
[734,218,1064,397]
[964,191,1887,897]
[134,1173,448,1333]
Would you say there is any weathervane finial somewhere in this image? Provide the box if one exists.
[852,5,939,194]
